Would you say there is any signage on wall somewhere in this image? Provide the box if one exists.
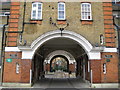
[10,54,17,59]
[106,59,110,62]
[104,55,112,58]
[6,59,12,62]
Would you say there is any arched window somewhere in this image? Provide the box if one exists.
[31,2,42,20]
[100,34,104,45]
[81,3,92,20]
[16,63,20,74]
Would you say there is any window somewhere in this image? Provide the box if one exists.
[81,3,92,20]
[112,0,120,4]
[103,63,106,74]
[31,2,42,20]
[58,2,65,20]
[100,34,104,45]
[16,63,20,74]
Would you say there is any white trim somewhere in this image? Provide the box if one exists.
[5,47,21,52]
[2,83,31,87]
[44,50,76,64]
[22,51,33,59]
[103,48,117,52]
[58,2,65,20]
[92,83,119,88]
[88,51,101,60]
[31,30,93,54]
[18,30,103,60]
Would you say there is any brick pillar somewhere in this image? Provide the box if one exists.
[21,59,31,83]
[69,64,75,72]
[103,2,116,47]
[3,52,22,82]
[6,2,20,46]
[101,52,118,83]
[90,60,101,83]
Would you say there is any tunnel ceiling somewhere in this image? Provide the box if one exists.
[35,37,86,59]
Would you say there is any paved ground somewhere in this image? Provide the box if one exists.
[0,71,120,90]
[33,72,89,88]
[33,77,90,88]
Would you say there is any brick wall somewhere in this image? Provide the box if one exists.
[21,59,31,83]
[3,52,22,82]
[44,64,75,72]
[103,2,116,47]
[90,60,101,83]
[90,52,118,83]
[69,64,75,72]
[3,52,31,83]
[6,2,20,47]
[45,64,50,71]
[101,52,118,83]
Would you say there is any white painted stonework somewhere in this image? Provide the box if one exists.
[5,47,21,52]
[5,30,118,60]
[44,50,76,64]
[31,30,93,53]
[103,48,117,52]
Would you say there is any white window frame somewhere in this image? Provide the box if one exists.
[58,2,65,20]
[31,2,42,20]
[81,3,92,20]
[100,34,104,45]
[16,63,20,74]
[103,63,106,74]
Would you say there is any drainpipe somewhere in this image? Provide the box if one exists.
[113,16,120,87]
[113,16,120,61]
[0,15,9,85]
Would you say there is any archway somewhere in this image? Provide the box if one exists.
[18,30,101,86]
[49,55,69,72]
[31,37,89,84]
[19,30,101,60]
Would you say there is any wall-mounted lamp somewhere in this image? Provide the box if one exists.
[49,17,69,36]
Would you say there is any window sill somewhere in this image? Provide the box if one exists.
[57,19,66,21]
[30,19,42,24]
[80,19,93,25]
[30,19,43,21]
[80,19,93,21]
[57,20,67,25]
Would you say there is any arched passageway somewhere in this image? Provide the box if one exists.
[18,30,100,87]
[49,55,69,72]
[32,37,90,85]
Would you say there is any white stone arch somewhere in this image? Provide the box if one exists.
[44,50,76,64]
[19,30,102,60]
[31,30,93,53]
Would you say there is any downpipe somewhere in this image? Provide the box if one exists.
[0,15,9,86]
